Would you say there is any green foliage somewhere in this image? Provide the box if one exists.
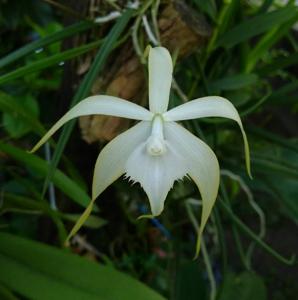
[0,0,297,299]
[0,40,103,85]
[174,262,207,300]
[0,91,45,136]
[0,233,165,300]
[0,20,97,69]
[218,272,267,300]
[0,141,92,209]
[3,94,39,138]
[216,6,297,49]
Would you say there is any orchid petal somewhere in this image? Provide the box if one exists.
[92,121,151,199]
[148,47,173,114]
[125,139,188,216]
[66,121,151,242]
[30,96,153,152]
[164,122,220,256]
[163,96,251,178]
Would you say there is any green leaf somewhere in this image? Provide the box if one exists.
[257,52,298,76]
[267,80,298,104]
[216,6,297,48]
[245,14,298,72]
[2,94,39,138]
[0,193,43,215]
[0,40,102,85]
[1,193,105,230]
[208,74,258,93]
[0,233,165,300]
[0,141,94,210]
[252,155,298,179]
[218,272,267,300]
[0,91,45,136]
[0,284,19,300]
[0,21,96,69]
[28,22,63,54]
[257,0,274,14]
[44,8,133,195]
[248,125,298,154]
[193,0,217,21]
[175,262,207,300]
[61,213,107,229]
[270,178,298,223]
[253,143,298,223]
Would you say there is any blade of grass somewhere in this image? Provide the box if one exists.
[256,52,298,76]
[208,73,258,93]
[2,193,105,229]
[0,40,103,85]
[245,13,298,72]
[2,192,67,244]
[43,9,133,196]
[252,156,298,179]
[220,182,250,270]
[219,194,296,265]
[204,0,239,58]
[267,80,298,104]
[0,21,96,69]
[216,6,297,49]
[256,0,274,14]
[0,141,94,210]
[0,233,166,300]
[240,89,271,117]
[247,125,298,154]
[0,284,18,300]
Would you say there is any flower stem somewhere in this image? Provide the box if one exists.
[213,207,228,275]
[220,182,250,270]
[218,193,296,266]
[186,203,217,300]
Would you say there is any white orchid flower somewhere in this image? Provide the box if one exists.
[31,47,251,253]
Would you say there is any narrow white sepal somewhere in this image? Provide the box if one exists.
[163,96,251,177]
[164,122,220,253]
[148,47,173,114]
[92,121,151,200]
[30,96,153,153]
[66,121,151,243]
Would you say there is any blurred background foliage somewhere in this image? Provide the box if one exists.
[0,0,297,299]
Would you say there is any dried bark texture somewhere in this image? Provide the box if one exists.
[79,0,212,143]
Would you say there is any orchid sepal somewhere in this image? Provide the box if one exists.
[163,96,252,178]
[30,95,153,153]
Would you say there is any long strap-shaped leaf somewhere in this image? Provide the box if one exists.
[43,9,134,196]
[0,40,103,85]
[216,5,297,49]
[0,233,165,300]
[0,21,96,69]
[0,141,92,210]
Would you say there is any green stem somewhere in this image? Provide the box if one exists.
[186,203,217,300]
[201,238,216,300]
[220,183,250,270]
[219,197,296,266]
[197,58,211,95]
[213,207,228,275]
